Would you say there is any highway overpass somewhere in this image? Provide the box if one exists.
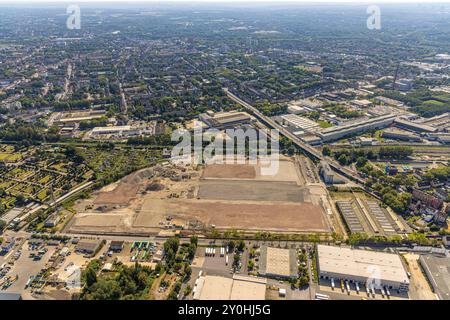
[224,88,367,186]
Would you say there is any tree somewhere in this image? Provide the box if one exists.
[15,194,26,206]
[164,238,180,255]
[85,267,98,287]
[356,156,368,167]
[298,275,309,287]
[65,146,85,164]
[84,279,121,300]
[338,154,349,166]
[190,236,198,246]
[233,253,240,270]
[227,240,236,252]
[0,220,6,232]
[187,244,196,260]
[322,146,331,156]
[237,240,245,252]
[184,265,192,281]
[184,285,192,297]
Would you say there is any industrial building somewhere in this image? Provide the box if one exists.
[0,293,22,300]
[287,99,323,114]
[381,128,422,142]
[109,241,125,252]
[419,113,450,132]
[44,214,61,228]
[394,117,438,133]
[420,255,450,300]
[75,240,103,256]
[280,114,321,133]
[374,96,404,108]
[352,99,373,108]
[318,114,396,142]
[258,246,297,279]
[50,109,107,125]
[319,161,345,184]
[90,125,143,137]
[199,110,252,129]
[317,245,409,292]
[193,274,267,300]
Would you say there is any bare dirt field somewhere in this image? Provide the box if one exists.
[94,169,153,205]
[201,160,301,183]
[134,198,329,232]
[198,180,308,202]
[202,164,256,179]
[68,160,331,235]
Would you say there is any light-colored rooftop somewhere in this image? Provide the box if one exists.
[196,276,233,300]
[317,245,409,284]
[230,275,267,300]
[91,125,132,133]
[261,246,296,278]
[213,111,251,124]
[194,275,266,300]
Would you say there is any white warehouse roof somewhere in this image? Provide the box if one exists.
[317,245,409,285]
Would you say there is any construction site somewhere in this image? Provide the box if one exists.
[66,156,332,236]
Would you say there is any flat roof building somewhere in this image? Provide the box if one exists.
[258,246,297,279]
[382,128,422,142]
[109,240,124,252]
[280,114,321,133]
[0,292,22,300]
[420,255,450,300]
[317,245,409,292]
[352,99,373,108]
[193,274,267,300]
[91,126,134,135]
[75,240,102,256]
[394,117,438,133]
[199,111,251,129]
[318,114,396,142]
[52,109,107,125]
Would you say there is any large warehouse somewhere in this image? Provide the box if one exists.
[419,255,450,300]
[193,275,267,300]
[318,114,396,142]
[317,245,409,292]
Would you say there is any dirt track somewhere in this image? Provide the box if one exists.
[198,180,307,202]
[403,253,437,300]
[202,164,256,179]
[134,198,329,232]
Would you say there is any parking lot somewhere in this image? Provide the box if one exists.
[317,278,409,300]
[194,246,234,277]
[1,240,57,299]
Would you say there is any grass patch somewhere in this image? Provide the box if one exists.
[317,120,333,128]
